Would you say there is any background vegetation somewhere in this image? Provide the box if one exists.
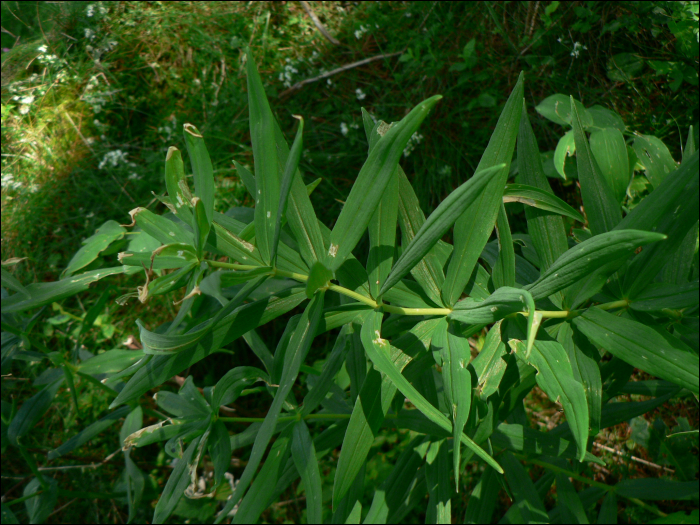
[2,1,698,523]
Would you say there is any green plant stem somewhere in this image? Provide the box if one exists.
[514,454,668,518]
[206,260,261,271]
[19,447,49,491]
[4,490,42,507]
[382,305,452,316]
[596,299,629,311]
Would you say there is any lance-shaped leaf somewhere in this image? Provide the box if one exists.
[590,127,629,204]
[62,220,126,277]
[396,167,446,306]
[291,420,323,524]
[153,435,202,524]
[553,129,576,179]
[217,293,325,517]
[510,339,589,461]
[448,286,532,327]
[628,281,699,312]
[682,125,695,165]
[208,420,232,489]
[23,477,58,525]
[615,479,698,501]
[191,197,210,260]
[557,321,602,435]
[535,93,592,128]
[470,320,508,400]
[131,208,193,246]
[361,311,503,473]
[432,321,472,489]
[137,275,268,354]
[305,261,333,299]
[246,49,280,264]
[3,266,137,314]
[183,123,215,227]
[425,439,452,523]
[443,72,524,306]
[165,146,194,225]
[328,95,442,270]
[7,378,63,446]
[118,243,198,271]
[503,183,585,223]
[525,229,666,300]
[573,307,699,393]
[272,116,304,265]
[556,474,589,524]
[380,164,504,297]
[464,467,500,524]
[632,134,678,188]
[368,168,399,299]
[492,202,515,289]
[500,452,549,524]
[48,406,131,460]
[517,105,569,272]
[571,96,621,235]
[212,366,270,408]
[272,121,326,268]
[233,159,256,198]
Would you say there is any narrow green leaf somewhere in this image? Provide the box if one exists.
[517,106,570,273]
[464,467,500,524]
[448,286,530,326]
[7,379,63,445]
[367,169,399,299]
[208,420,231,488]
[212,366,269,408]
[78,349,144,375]
[525,230,666,300]
[682,125,695,165]
[361,311,503,473]
[192,197,210,260]
[500,452,549,524]
[492,423,604,464]
[571,97,621,235]
[629,281,699,312]
[62,220,126,277]
[470,320,508,400]
[443,72,524,306]
[242,330,275,374]
[291,420,323,524]
[573,307,699,393]
[246,49,280,264]
[328,95,442,270]
[597,492,617,524]
[557,322,602,435]
[306,261,333,299]
[118,243,198,271]
[432,322,472,489]
[556,474,590,524]
[272,120,326,268]
[615,479,698,501]
[632,135,677,188]
[218,292,325,516]
[380,164,505,297]
[493,202,516,288]
[183,123,215,228]
[233,159,256,198]
[23,477,58,525]
[165,146,194,225]
[590,127,629,204]
[1,503,19,524]
[272,116,304,265]
[1,268,30,298]
[662,221,698,285]
[425,439,452,523]
[48,406,130,460]
[132,208,193,246]
[396,167,446,306]
[111,286,307,408]
[137,275,268,354]
[153,435,201,524]
[510,339,589,461]
[504,183,585,223]
[587,105,626,132]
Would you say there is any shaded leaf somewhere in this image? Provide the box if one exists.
[291,420,323,524]
[62,220,126,277]
[504,183,585,223]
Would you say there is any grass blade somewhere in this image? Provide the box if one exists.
[380,164,504,297]
[571,96,621,235]
[328,95,442,270]
[443,72,524,306]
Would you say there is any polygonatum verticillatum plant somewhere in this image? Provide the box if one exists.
[2,49,698,524]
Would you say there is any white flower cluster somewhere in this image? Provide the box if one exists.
[278,58,299,88]
[403,132,424,158]
[355,88,366,100]
[86,3,108,18]
[340,122,349,137]
[438,164,453,177]
[1,173,23,191]
[354,24,369,40]
[98,149,128,169]
[571,41,587,58]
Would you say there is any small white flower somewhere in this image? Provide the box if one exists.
[86,4,95,17]
[37,45,48,53]
[84,28,95,40]
[326,78,333,86]
[355,88,366,101]
[20,95,35,105]
[19,105,31,115]
[86,211,95,218]
[340,122,349,136]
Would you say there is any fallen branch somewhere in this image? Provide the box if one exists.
[300,1,340,45]
[279,51,403,98]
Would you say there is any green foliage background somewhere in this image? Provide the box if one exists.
[1,1,698,523]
